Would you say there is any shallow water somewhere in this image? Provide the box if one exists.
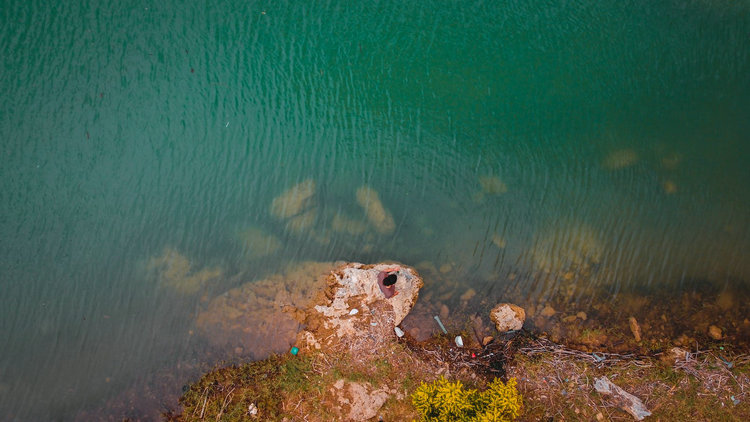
[1,0,749,419]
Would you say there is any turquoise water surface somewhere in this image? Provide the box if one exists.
[1,0,749,419]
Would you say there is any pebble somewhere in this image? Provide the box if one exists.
[629,316,642,342]
[708,325,723,340]
[540,305,556,317]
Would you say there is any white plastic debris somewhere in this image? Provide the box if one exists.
[349,308,359,315]
[594,376,651,420]
[454,335,464,347]
[394,326,405,337]
[433,315,448,334]
[248,403,258,416]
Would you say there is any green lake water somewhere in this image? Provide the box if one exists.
[1,0,749,419]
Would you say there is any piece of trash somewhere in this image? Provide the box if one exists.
[289,346,299,355]
[731,395,740,405]
[592,353,605,362]
[349,308,359,315]
[455,335,464,347]
[719,355,734,368]
[594,376,651,420]
[370,322,378,326]
[248,403,258,416]
[225,121,230,127]
[434,315,448,334]
[394,326,405,337]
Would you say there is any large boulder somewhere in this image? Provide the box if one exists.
[490,303,526,332]
[299,262,423,354]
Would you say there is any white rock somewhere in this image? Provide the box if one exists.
[489,303,526,332]
[594,376,651,420]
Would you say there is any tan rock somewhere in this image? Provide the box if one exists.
[602,148,638,170]
[355,186,395,234]
[270,179,316,219]
[663,180,678,194]
[716,291,735,311]
[708,325,723,340]
[147,248,223,295]
[491,234,507,248]
[489,303,526,332]
[334,380,389,421]
[235,227,281,258]
[285,208,317,233]
[478,175,508,195]
[629,316,642,342]
[562,315,577,324]
[303,263,423,354]
[540,305,556,317]
[331,213,368,235]
[195,261,334,359]
[460,288,476,302]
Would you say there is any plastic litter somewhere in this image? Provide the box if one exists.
[248,403,258,416]
[349,308,359,315]
[433,315,448,334]
[594,376,651,420]
[289,346,299,355]
[394,326,405,337]
[454,335,463,347]
[719,355,734,368]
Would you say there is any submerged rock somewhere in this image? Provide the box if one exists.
[270,179,317,220]
[529,223,604,274]
[331,213,369,235]
[628,316,642,342]
[355,186,395,234]
[235,227,282,258]
[708,325,723,340]
[195,261,335,359]
[602,148,638,170]
[490,303,526,332]
[478,175,508,195]
[147,248,223,295]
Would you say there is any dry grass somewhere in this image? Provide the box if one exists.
[506,336,750,421]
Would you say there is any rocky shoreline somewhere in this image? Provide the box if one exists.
[160,261,750,421]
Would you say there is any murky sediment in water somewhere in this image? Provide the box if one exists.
[1,0,749,420]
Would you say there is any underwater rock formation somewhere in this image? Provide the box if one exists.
[234,226,282,258]
[269,179,317,219]
[355,186,396,235]
[195,261,336,359]
[147,248,223,295]
[479,175,508,195]
[602,148,639,170]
